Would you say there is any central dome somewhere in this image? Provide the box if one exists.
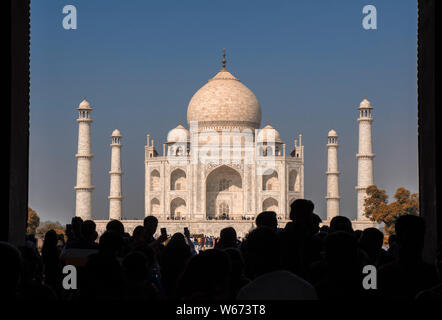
[187,66,262,130]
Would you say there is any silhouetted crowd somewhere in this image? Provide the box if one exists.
[1,199,441,300]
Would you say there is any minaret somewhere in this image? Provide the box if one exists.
[74,99,94,220]
[355,97,375,221]
[109,129,123,220]
[326,129,340,220]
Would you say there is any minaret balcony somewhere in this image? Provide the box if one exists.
[76,118,93,123]
[356,153,375,159]
[75,153,94,159]
[74,186,95,191]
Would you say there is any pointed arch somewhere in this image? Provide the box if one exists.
[150,169,160,191]
[170,168,186,190]
[170,197,186,219]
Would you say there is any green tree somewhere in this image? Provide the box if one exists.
[27,207,40,234]
[364,185,419,235]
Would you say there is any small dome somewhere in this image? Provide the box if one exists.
[328,129,338,137]
[257,124,281,142]
[78,98,91,110]
[111,129,121,137]
[167,124,189,142]
[358,97,372,109]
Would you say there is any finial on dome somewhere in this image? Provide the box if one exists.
[222,48,226,70]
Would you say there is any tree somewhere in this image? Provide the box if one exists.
[36,221,66,239]
[364,185,419,235]
[27,207,40,234]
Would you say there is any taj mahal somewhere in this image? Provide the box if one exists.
[73,51,377,236]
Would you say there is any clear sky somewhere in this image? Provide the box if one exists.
[30,0,418,224]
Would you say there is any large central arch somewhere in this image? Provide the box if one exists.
[206,165,243,219]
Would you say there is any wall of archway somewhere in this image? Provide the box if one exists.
[206,165,243,218]
[263,197,278,213]
[170,197,186,219]
[170,168,186,190]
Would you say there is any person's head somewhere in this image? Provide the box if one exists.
[0,242,22,297]
[43,229,58,247]
[324,231,358,268]
[106,219,125,236]
[218,227,237,249]
[132,226,145,243]
[255,211,277,230]
[71,216,83,237]
[99,231,124,256]
[82,220,98,242]
[242,227,281,277]
[395,215,425,258]
[167,232,188,249]
[359,227,384,258]
[312,213,322,234]
[320,225,330,233]
[176,249,231,300]
[329,216,354,234]
[143,216,158,236]
[289,199,314,225]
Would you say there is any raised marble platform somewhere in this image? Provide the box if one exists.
[94,219,291,238]
[321,219,379,231]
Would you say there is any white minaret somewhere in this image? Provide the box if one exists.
[109,129,123,220]
[326,129,340,220]
[75,99,94,220]
[355,97,375,221]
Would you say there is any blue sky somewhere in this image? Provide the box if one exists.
[30,0,418,224]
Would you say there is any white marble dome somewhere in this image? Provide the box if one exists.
[359,98,372,109]
[328,129,338,137]
[78,98,91,110]
[187,68,262,130]
[167,124,189,142]
[111,129,121,137]
[257,124,282,142]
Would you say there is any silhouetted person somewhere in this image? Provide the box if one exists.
[311,213,322,235]
[313,231,365,300]
[80,231,126,300]
[160,233,192,298]
[129,225,145,249]
[176,249,232,300]
[215,227,237,249]
[378,215,439,299]
[65,220,98,250]
[359,227,393,267]
[224,248,250,299]
[106,219,125,237]
[387,234,399,260]
[354,229,363,240]
[280,199,322,278]
[41,230,62,294]
[0,242,22,299]
[122,251,158,300]
[255,211,278,230]
[329,216,354,234]
[143,216,158,244]
[238,227,317,300]
[17,245,56,300]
